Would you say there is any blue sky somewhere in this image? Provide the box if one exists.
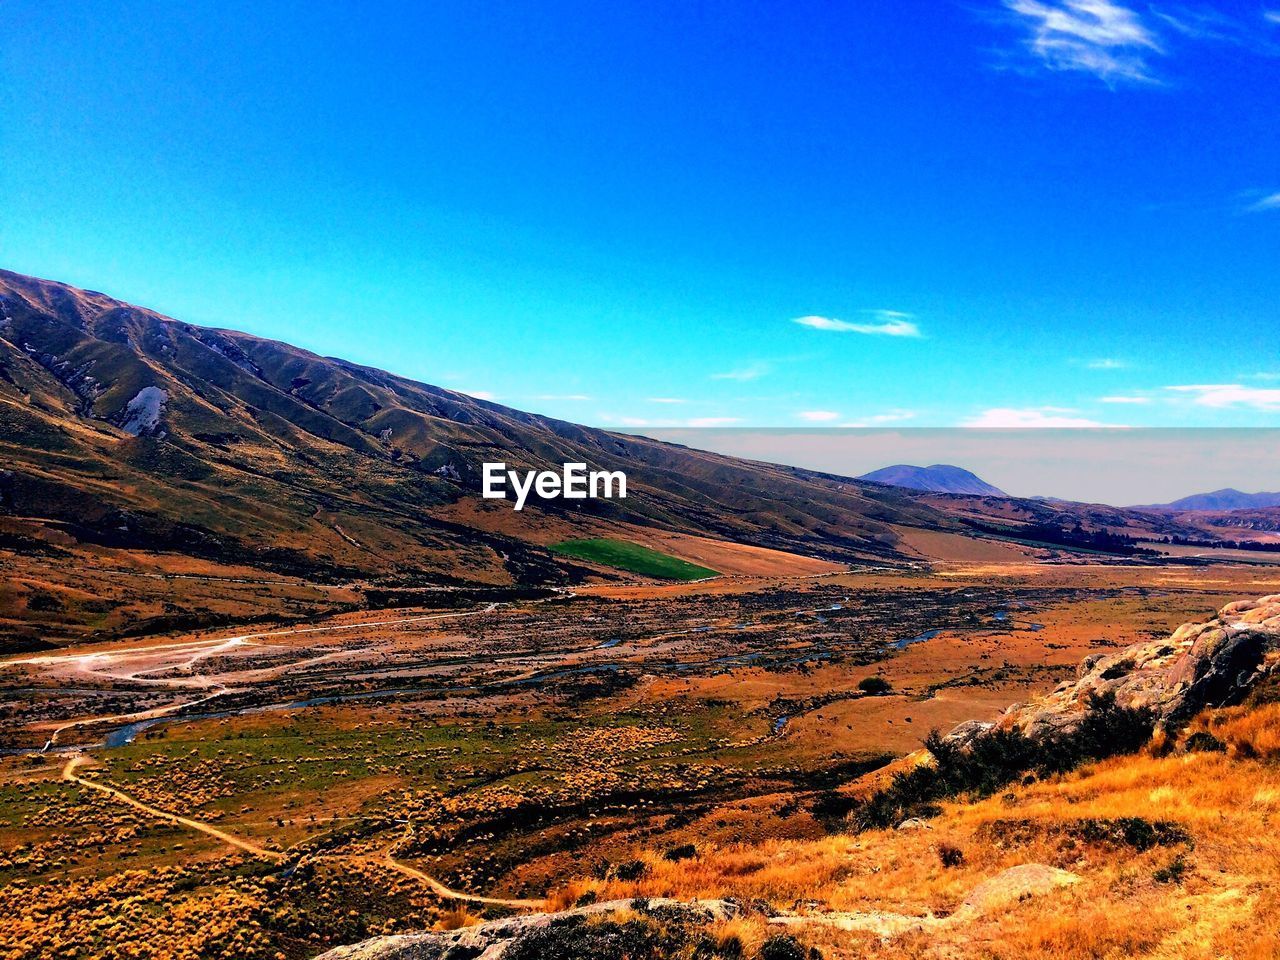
[2,0,1278,429]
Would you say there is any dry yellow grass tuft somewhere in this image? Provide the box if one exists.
[578,705,1280,959]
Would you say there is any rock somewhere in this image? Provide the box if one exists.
[954,864,1079,918]
[947,595,1280,747]
[896,817,933,831]
[943,719,993,745]
[314,898,739,960]
[769,863,1078,938]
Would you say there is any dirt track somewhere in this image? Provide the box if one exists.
[59,755,542,909]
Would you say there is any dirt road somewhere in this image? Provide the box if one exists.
[59,755,542,909]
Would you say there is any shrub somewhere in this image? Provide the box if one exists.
[858,676,893,696]
[1183,731,1226,753]
[756,933,820,960]
[610,859,649,881]
[663,844,698,862]
[1153,854,1190,885]
[938,843,965,868]
[853,692,1156,831]
[1070,817,1191,852]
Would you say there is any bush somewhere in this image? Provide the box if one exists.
[938,843,965,868]
[858,676,893,696]
[610,859,649,881]
[1183,731,1226,753]
[1070,817,1191,852]
[663,843,698,862]
[756,934,820,960]
[1153,854,1190,885]
[853,692,1156,831]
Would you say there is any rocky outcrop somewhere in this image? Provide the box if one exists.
[950,594,1280,747]
[769,864,1079,937]
[314,898,739,960]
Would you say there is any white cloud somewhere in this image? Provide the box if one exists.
[1246,192,1280,213]
[646,397,686,404]
[1166,384,1280,411]
[1003,0,1162,83]
[533,394,591,402]
[1099,395,1150,404]
[1267,10,1280,25]
[687,417,742,427]
[793,311,922,338]
[599,414,652,427]
[460,389,498,401]
[796,410,841,422]
[962,406,1118,427]
[711,362,771,381]
[842,409,918,427]
[1085,357,1127,369]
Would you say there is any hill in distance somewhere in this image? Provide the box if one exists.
[857,463,1007,497]
[1133,488,1280,512]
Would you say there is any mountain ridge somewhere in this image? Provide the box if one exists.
[0,268,952,587]
[1132,488,1280,512]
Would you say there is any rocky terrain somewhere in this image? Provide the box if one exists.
[314,595,1280,960]
[949,594,1280,746]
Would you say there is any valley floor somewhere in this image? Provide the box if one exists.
[2,560,1278,959]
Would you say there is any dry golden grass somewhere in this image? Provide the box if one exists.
[434,905,482,930]
[1195,702,1280,760]
[579,709,1280,960]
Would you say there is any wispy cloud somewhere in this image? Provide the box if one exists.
[646,397,686,404]
[1166,384,1280,410]
[793,310,923,338]
[1156,6,1280,54]
[962,405,1118,427]
[1245,192,1280,213]
[711,361,771,381]
[796,410,841,422]
[1085,357,1127,370]
[533,393,591,402]
[1099,394,1151,404]
[460,389,498,401]
[598,413,652,427]
[997,2,1277,85]
[687,417,742,427]
[842,409,918,427]
[1002,0,1162,84]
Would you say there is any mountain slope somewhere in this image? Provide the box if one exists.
[858,463,1007,497]
[0,270,954,598]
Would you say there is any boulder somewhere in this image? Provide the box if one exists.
[315,898,739,960]
[949,595,1280,747]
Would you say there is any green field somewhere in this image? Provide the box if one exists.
[549,538,719,581]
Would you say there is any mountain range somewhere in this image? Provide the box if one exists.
[0,268,960,589]
[1132,489,1280,512]
[4,268,1278,650]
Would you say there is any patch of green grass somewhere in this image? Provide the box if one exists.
[549,539,718,581]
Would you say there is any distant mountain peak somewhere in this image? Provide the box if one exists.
[1132,488,1280,512]
[857,463,1006,497]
